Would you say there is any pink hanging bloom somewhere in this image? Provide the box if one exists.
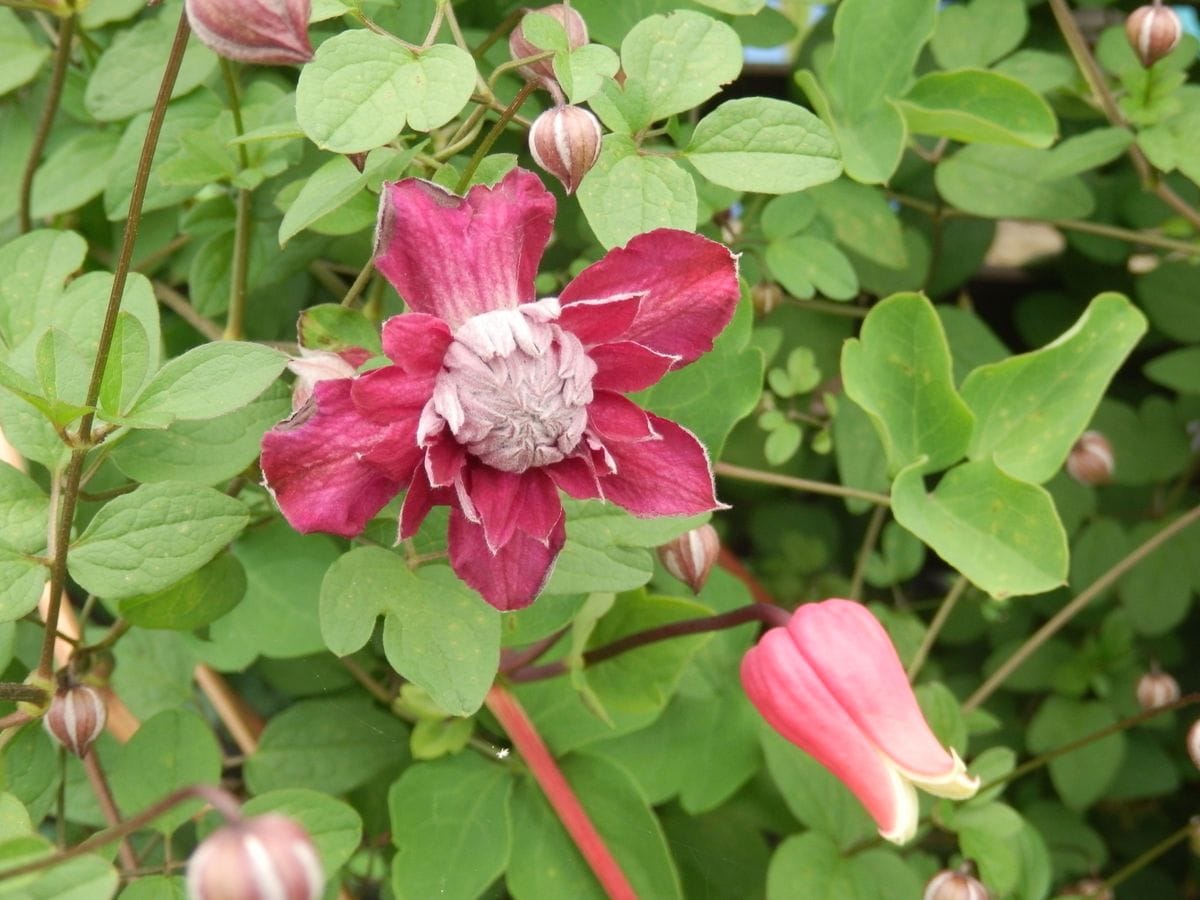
[741,599,979,844]
[261,168,739,611]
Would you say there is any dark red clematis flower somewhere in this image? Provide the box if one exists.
[260,168,739,610]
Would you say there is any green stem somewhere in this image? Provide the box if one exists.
[906,575,968,682]
[848,504,888,600]
[36,10,192,682]
[1105,818,1198,889]
[0,683,49,703]
[979,692,1200,795]
[340,259,375,309]
[715,462,891,506]
[963,504,1200,712]
[455,82,535,194]
[0,784,244,882]
[782,297,869,319]
[219,58,252,342]
[508,603,788,683]
[18,13,74,234]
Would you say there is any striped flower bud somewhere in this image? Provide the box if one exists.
[509,4,588,92]
[43,684,107,757]
[1126,4,1183,67]
[924,866,990,900]
[1136,666,1181,711]
[528,105,602,194]
[187,814,324,900]
[185,0,313,66]
[751,280,783,317]
[657,524,721,594]
[1066,431,1114,486]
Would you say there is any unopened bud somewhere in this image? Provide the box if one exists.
[751,281,783,317]
[1066,431,1114,486]
[1188,718,1200,770]
[288,350,360,410]
[44,684,107,757]
[1136,666,1180,710]
[657,524,720,594]
[528,105,602,194]
[187,814,324,900]
[509,4,588,92]
[1126,4,1183,67]
[924,867,990,900]
[1059,878,1113,899]
[185,0,313,66]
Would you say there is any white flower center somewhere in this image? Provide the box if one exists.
[427,299,596,473]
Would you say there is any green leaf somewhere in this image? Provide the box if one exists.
[117,552,245,630]
[118,876,185,900]
[83,5,217,122]
[766,832,923,900]
[832,397,890,514]
[320,548,500,716]
[124,342,287,427]
[0,838,118,899]
[961,293,1147,483]
[69,482,249,599]
[0,229,87,351]
[0,10,48,98]
[297,305,383,356]
[554,43,620,105]
[1041,127,1134,180]
[0,460,48,555]
[111,381,291,486]
[108,709,222,834]
[761,192,817,241]
[98,313,152,421]
[1144,346,1200,393]
[827,0,936,114]
[296,32,476,152]
[0,549,45,624]
[841,293,973,474]
[1027,697,1125,810]
[952,803,1050,898]
[618,11,741,124]
[766,236,858,301]
[577,135,697,250]
[507,753,683,900]
[931,0,1028,70]
[1118,517,1198,636]
[389,754,513,900]
[685,98,842,194]
[891,460,1068,599]
[935,145,1094,219]
[898,69,1057,147]
[241,789,363,876]
[30,132,122,219]
[278,143,424,245]
[245,697,409,795]
[809,180,908,270]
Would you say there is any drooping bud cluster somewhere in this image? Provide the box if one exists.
[1125,4,1183,68]
[923,865,990,900]
[508,4,589,94]
[1136,665,1181,710]
[657,524,721,594]
[1066,431,1114,486]
[187,814,324,900]
[43,683,107,757]
[185,0,314,66]
[528,105,603,194]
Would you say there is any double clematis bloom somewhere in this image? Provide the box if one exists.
[260,168,739,610]
[741,599,979,844]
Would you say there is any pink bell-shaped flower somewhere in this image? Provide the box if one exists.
[185,0,313,66]
[740,599,979,844]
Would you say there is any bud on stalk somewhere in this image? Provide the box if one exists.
[1126,4,1183,67]
[187,814,324,900]
[1136,665,1181,711]
[751,280,783,317]
[924,866,990,900]
[1188,718,1200,771]
[657,524,721,594]
[528,105,602,194]
[509,4,589,92]
[1065,431,1114,486]
[44,684,107,757]
[185,0,313,66]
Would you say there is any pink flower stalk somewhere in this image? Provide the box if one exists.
[740,599,979,843]
[260,168,739,610]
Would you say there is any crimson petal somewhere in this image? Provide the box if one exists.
[587,391,658,443]
[559,229,739,367]
[261,379,405,538]
[600,413,722,517]
[556,294,642,347]
[467,467,563,552]
[448,508,566,611]
[589,341,677,393]
[380,314,452,374]
[374,169,555,328]
[546,454,604,501]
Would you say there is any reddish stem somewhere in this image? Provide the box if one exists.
[485,685,637,900]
